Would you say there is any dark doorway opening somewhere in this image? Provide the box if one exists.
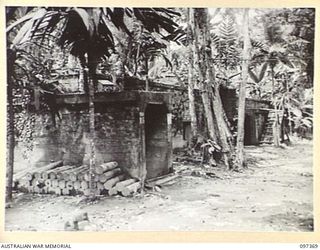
[244,113,258,145]
[145,104,169,179]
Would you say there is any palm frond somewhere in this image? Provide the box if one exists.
[278,53,295,68]
[106,8,131,35]
[258,62,268,81]
[6,8,40,33]
[10,8,48,47]
[73,8,90,31]
[251,39,269,53]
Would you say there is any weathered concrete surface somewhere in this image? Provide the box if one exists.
[14,91,172,179]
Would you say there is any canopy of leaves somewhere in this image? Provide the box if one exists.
[8,7,181,64]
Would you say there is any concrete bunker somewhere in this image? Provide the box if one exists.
[15,91,173,181]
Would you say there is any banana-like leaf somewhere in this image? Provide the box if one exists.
[99,17,114,44]
[92,8,101,29]
[11,18,33,46]
[248,68,259,83]
[152,8,180,17]
[125,8,133,17]
[302,104,313,110]
[72,7,90,32]
[10,8,47,47]
[151,32,169,46]
[107,8,130,35]
[300,117,313,128]
[163,27,186,44]
[278,54,295,68]
[39,13,62,44]
[258,62,268,82]
[6,9,38,33]
[133,8,178,34]
[101,7,108,18]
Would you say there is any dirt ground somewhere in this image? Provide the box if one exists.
[5,139,313,232]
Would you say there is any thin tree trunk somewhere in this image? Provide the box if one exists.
[194,8,216,141]
[187,8,198,142]
[88,77,96,198]
[134,25,143,76]
[271,67,280,147]
[79,56,88,93]
[87,54,98,199]
[236,8,250,168]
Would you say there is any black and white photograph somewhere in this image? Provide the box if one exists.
[5,6,315,233]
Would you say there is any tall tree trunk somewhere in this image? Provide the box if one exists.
[187,8,198,142]
[79,56,88,93]
[6,48,16,202]
[236,8,250,168]
[206,36,234,168]
[86,54,98,199]
[211,81,234,167]
[193,8,217,141]
[194,8,235,167]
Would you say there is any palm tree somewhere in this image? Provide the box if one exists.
[126,27,173,90]
[7,7,180,199]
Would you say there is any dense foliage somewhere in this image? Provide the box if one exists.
[5,7,314,200]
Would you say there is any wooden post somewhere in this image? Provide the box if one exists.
[139,111,146,192]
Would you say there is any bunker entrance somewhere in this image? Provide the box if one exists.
[145,104,169,179]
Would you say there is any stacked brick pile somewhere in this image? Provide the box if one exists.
[14,161,141,197]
